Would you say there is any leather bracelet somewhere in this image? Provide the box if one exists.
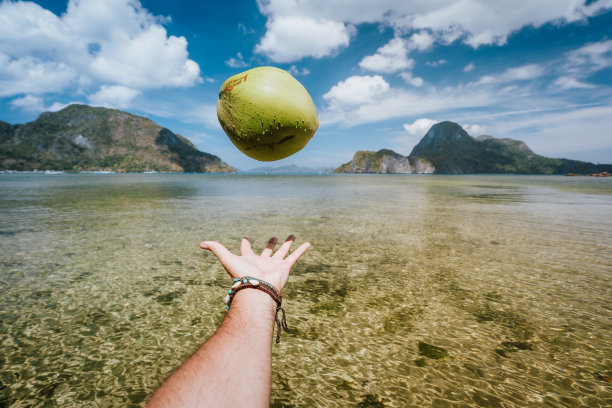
[224,277,290,343]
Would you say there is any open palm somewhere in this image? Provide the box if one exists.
[200,235,310,292]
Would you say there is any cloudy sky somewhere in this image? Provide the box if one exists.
[1,0,611,169]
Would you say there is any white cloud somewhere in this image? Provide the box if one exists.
[9,95,78,113]
[557,39,612,88]
[238,23,256,35]
[225,52,249,68]
[88,25,200,89]
[484,105,612,158]
[462,123,487,136]
[0,53,76,97]
[184,132,214,147]
[565,38,612,73]
[406,0,611,47]
[0,0,201,107]
[88,85,141,108]
[553,77,596,90]
[541,39,612,90]
[321,81,500,127]
[254,0,612,59]
[426,59,448,67]
[436,26,465,45]
[408,31,435,51]
[133,99,220,129]
[254,17,351,62]
[463,62,475,72]
[320,39,611,128]
[320,63,571,127]
[476,64,545,85]
[403,118,438,136]
[399,72,424,87]
[10,95,46,112]
[323,75,390,107]
[185,103,220,128]
[359,37,413,73]
[287,66,310,76]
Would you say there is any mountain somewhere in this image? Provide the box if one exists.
[336,121,612,174]
[409,121,561,174]
[0,104,235,172]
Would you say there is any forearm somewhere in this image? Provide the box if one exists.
[148,289,277,408]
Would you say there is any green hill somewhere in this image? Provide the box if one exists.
[336,121,611,174]
[0,104,235,172]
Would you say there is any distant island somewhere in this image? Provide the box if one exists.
[244,164,332,174]
[0,104,235,173]
[336,121,612,175]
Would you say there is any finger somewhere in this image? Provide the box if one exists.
[261,236,278,257]
[240,236,253,256]
[285,242,311,266]
[272,234,296,259]
[200,241,236,270]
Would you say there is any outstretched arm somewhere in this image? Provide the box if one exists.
[147,235,310,408]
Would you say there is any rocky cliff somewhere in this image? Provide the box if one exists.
[0,104,235,172]
[335,149,434,173]
[336,121,612,174]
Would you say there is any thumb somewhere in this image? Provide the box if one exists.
[200,241,235,268]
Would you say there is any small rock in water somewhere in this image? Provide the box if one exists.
[418,341,448,360]
[414,358,427,367]
[495,341,535,357]
[358,394,385,408]
[495,349,508,358]
[155,290,184,305]
[501,341,534,351]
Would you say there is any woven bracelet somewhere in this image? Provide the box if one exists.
[224,276,290,343]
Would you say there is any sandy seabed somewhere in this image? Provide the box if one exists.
[1,173,610,407]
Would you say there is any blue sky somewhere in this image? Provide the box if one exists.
[1,0,611,170]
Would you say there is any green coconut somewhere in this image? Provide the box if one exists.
[217,66,319,161]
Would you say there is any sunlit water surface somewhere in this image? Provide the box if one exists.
[1,174,611,407]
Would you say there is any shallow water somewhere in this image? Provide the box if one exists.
[0,174,611,407]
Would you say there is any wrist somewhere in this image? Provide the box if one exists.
[224,277,291,343]
[231,289,277,318]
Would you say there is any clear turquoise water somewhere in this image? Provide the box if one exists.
[0,174,611,407]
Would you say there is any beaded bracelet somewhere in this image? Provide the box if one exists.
[224,276,290,343]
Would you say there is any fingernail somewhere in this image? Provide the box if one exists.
[200,242,208,249]
[243,236,251,242]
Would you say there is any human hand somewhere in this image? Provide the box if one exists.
[200,235,310,292]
